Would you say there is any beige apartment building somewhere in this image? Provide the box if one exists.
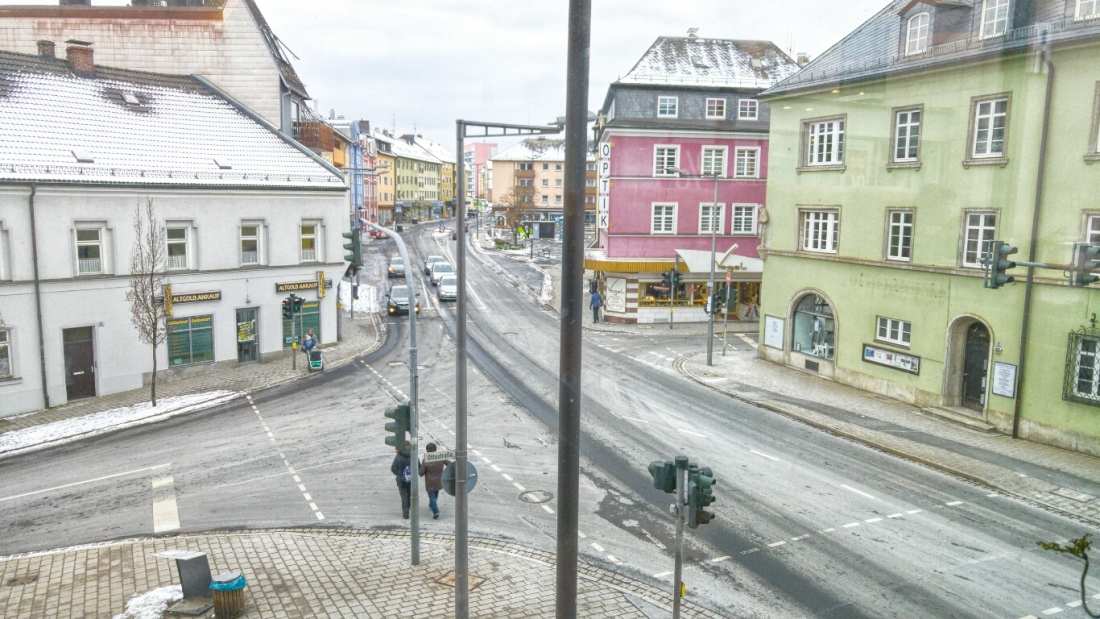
[491,138,597,224]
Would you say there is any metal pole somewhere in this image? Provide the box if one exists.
[669,257,676,330]
[291,298,297,371]
[362,220,420,565]
[707,173,718,366]
[454,121,470,618]
[556,1,591,616]
[722,281,731,356]
[672,455,688,619]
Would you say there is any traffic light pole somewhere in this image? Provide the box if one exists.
[672,455,688,619]
[669,255,679,330]
[362,220,420,566]
[706,173,719,367]
[291,296,297,371]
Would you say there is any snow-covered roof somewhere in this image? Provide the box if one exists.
[492,138,595,163]
[0,50,344,189]
[412,136,456,164]
[618,37,798,89]
[386,136,441,165]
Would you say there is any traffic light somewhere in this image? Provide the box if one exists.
[282,297,293,320]
[982,240,1017,289]
[671,270,681,287]
[292,295,303,313]
[384,402,411,449]
[648,460,677,494]
[662,270,673,290]
[1074,243,1100,287]
[686,466,717,529]
[342,229,362,269]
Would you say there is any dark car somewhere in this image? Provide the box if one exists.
[387,256,406,278]
[386,285,420,315]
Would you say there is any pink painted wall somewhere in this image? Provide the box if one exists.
[599,133,768,260]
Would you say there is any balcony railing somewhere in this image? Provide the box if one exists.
[168,254,188,270]
[78,258,101,274]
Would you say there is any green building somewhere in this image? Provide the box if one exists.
[758,0,1100,456]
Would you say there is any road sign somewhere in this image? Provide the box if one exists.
[441,461,479,496]
[425,449,455,463]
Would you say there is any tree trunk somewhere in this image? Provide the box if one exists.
[151,325,158,407]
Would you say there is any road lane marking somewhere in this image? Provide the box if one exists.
[621,417,651,424]
[654,571,672,578]
[502,474,513,481]
[1041,608,1063,615]
[151,475,174,489]
[864,517,883,523]
[767,541,786,547]
[842,522,861,528]
[491,465,501,472]
[513,483,526,491]
[298,484,307,492]
[591,543,604,552]
[741,548,759,555]
[750,450,779,461]
[303,493,312,501]
[987,493,999,497]
[481,457,491,464]
[467,283,488,310]
[641,528,666,550]
[710,555,730,563]
[607,555,622,565]
[542,505,555,514]
[152,498,180,533]
[887,513,903,519]
[821,528,836,533]
[678,429,707,438]
[578,531,587,538]
[906,509,923,514]
[840,484,875,499]
[945,500,964,506]
[0,463,171,503]
[791,535,810,541]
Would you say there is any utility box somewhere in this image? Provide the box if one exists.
[155,550,213,615]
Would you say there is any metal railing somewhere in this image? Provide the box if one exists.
[168,254,188,270]
[77,258,100,274]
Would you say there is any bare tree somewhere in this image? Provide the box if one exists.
[1039,534,1099,617]
[126,199,168,406]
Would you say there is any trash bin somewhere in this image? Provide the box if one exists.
[210,570,247,619]
[395,224,404,233]
[412,218,420,225]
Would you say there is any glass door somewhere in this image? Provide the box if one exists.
[236,308,258,364]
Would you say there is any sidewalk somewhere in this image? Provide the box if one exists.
[0,529,724,619]
[677,346,1100,527]
[0,312,384,461]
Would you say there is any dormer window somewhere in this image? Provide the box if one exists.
[980,0,1010,38]
[906,13,930,55]
[1077,0,1099,20]
[658,96,679,118]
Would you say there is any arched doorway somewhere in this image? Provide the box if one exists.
[791,293,835,362]
[944,316,992,412]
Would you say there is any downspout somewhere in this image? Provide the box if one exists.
[1011,37,1054,439]
[29,185,50,409]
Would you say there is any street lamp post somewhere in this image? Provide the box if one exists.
[667,167,720,366]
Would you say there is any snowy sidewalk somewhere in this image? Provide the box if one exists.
[677,347,1100,527]
[0,311,384,461]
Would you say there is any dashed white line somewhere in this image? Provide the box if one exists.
[791,534,810,541]
[944,500,964,506]
[821,528,836,533]
[886,513,904,519]
[906,509,923,515]
[842,522,861,528]
[864,517,883,523]
[298,484,307,492]
[1041,608,1063,615]
[578,531,587,538]
[710,555,730,563]
[621,417,651,424]
[502,474,514,481]
[151,476,174,489]
[654,570,672,578]
[513,483,526,492]
[607,555,622,565]
[840,484,875,499]
[591,543,605,552]
[541,505,555,514]
[491,465,501,472]
[481,457,491,464]
[750,450,779,461]
[678,429,707,438]
[303,493,312,501]
[152,498,180,533]
[768,541,786,547]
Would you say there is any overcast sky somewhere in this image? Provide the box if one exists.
[4,0,889,149]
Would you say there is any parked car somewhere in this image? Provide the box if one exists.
[386,285,419,315]
[430,261,455,286]
[423,255,446,276]
[369,229,388,239]
[437,275,457,301]
[387,256,406,278]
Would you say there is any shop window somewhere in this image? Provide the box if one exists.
[792,294,835,361]
[0,329,11,379]
[167,315,214,366]
[284,300,320,349]
[638,280,710,308]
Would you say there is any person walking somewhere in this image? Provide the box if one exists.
[391,441,412,519]
[590,290,603,324]
[419,442,451,520]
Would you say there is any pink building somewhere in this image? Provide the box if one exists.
[463,142,497,200]
[589,35,798,324]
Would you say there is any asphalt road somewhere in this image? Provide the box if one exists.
[0,220,1094,619]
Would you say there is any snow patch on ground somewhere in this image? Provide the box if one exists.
[340,280,380,315]
[111,585,182,619]
[0,391,240,457]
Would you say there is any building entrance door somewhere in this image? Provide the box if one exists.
[962,322,990,411]
[236,308,258,364]
[63,327,96,400]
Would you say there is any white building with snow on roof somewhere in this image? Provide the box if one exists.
[0,44,347,416]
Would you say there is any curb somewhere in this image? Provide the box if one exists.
[673,352,1100,528]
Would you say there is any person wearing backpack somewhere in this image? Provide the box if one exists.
[419,443,451,520]
[391,441,412,519]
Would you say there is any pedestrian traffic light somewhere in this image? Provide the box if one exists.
[384,402,410,449]
[342,229,362,269]
[292,295,303,313]
[1074,243,1100,287]
[282,297,293,320]
[982,240,1018,289]
[648,460,678,494]
[671,270,681,287]
[687,466,717,529]
[662,270,673,290]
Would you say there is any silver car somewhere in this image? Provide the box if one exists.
[437,275,457,301]
[430,261,454,286]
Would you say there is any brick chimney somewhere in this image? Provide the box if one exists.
[37,40,55,59]
[796,52,811,68]
[65,39,94,74]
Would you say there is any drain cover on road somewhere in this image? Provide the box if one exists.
[6,574,37,586]
[519,490,553,504]
[436,571,486,591]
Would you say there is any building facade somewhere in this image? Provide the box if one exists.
[0,49,346,416]
[758,0,1100,455]
[589,36,798,324]
[463,142,498,200]
[490,139,596,227]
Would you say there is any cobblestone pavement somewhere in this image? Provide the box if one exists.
[0,312,384,455]
[677,347,1100,528]
[0,529,724,619]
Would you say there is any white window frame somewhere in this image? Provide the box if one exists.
[731,204,758,234]
[876,317,912,347]
[541,195,549,204]
[702,146,727,177]
[1087,215,1100,244]
[0,328,11,380]
[541,179,549,187]
[734,147,760,178]
[705,98,726,119]
[801,209,840,253]
[555,195,562,204]
[1078,0,1100,19]
[657,96,679,118]
[654,145,680,176]
[300,223,319,263]
[542,163,549,171]
[972,97,1008,158]
[651,203,677,234]
[738,99,758,120]
[906,13,930,55]
[886,210,914,262]
[166,224,190,271]
[980,0,1010,38]
[893,108,922,163]
[805,117,845,166]
[76,226,103,275]
[698,203,725,234]
[240,223,262,266]
[962,211,997,268]
[555,179,563,187]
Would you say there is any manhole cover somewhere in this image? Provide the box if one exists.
[6,574,36,587]
[519,490,553,504]
[436,570,486,591]
[387,361,405,367]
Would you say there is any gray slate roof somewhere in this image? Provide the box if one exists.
[0,50,343,189]
[618,37,799,89]
[491,138,596,163]
[764,0,1100,97]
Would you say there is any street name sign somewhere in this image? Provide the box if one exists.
[425,450,455,463]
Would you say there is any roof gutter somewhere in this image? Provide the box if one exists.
[28,185,50,409]
[1011,36,1055,439]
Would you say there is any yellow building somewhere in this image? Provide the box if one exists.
[375,132,397,225]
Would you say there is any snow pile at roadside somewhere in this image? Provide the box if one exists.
[0,391,240,457]
[111,585,182,619]
[340,281,380,314]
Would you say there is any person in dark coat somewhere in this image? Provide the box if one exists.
[391,441,412,519]
[590,291,603,324]
[419,442,451,520]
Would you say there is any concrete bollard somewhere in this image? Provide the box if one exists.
[210,570,247,619]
